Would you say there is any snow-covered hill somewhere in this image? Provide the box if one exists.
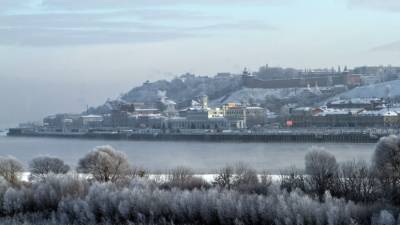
[210,88,304,106]
[88,74,242,114]
[209,85,335,106]
[334,80,400,99]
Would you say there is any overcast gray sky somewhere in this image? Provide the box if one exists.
[0,0,399,128]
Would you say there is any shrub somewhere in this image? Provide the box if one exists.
[29,156,70,181]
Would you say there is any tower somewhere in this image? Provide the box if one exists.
[201,95,208,109]
[243,67,250,76]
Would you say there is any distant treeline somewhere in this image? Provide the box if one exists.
[0,136,400,224]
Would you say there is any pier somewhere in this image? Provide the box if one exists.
[7,127,397,143]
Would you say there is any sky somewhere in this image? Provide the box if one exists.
[0,0,400,128]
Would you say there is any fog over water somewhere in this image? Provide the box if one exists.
[0,136,376,173]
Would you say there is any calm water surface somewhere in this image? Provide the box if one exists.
[0,135,376,172]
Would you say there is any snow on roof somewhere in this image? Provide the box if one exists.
[383,111,398,116]
[359,108,400,116]
[358,110,382,116]
[208,117,227,121]
[135,108,159,112]
[129,114,164,119]
[329,98,381,105]
[316,108,362,116]
[81,114,103,118]
[168,117,187,121]
[187,107,208,111]
[246,106,264,110]
[293,107,313,111]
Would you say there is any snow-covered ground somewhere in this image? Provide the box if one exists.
[19,172,281,183]
[334,80,400,99]
[210,87,309,105]
[211,80,400,106]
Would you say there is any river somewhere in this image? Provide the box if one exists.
[0,135,376,173]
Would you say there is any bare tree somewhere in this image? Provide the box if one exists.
[305,150,338,201]
[213,165,234,189]
[280,166,306,192]
[164,166,209,190]
[168,166,194,184]
[372,135,400,204]
[29,156,70,180]
[214,163,271,194]
[338,160,379,203]
[232,163,260,193]
[0,156,23,185]
[128,166,147,179]
[233,163,259,186]
[77,146,131,183]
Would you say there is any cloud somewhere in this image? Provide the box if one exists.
[370,41,400,52]
[0,20,275,46]
[347,0,400,12]
[0,2,277,46]
[189,21,277,31]
[0,27,194,46]
[40,0,289,9]
[0,0,26,11]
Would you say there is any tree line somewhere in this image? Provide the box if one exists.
[0,135,400,224]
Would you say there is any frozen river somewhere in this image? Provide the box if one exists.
[0,135,377,173]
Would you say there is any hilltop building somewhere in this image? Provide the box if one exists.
[285,98,400,128]
[243,69,361,89]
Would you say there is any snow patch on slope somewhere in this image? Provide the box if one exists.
[335,80,400,99]
[210,88,305,106]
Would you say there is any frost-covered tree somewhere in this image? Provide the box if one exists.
[128,166,147,178]
[231,163,262,193]
[305,150,338,201]
[168,166,194,184]
[0,156,23,185]
[232,163,258,187]
[0,176,389,225]
[338,160,379,203]
[29,156,70,180]
[372,135,400,204]
[164,166,208,190]
[371,210,396,225]
[213,165,234,189]
[31,174,89,211]
[77,146,130,183]
[280,166,306,192]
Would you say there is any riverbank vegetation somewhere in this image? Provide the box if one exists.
[0,136,399,224]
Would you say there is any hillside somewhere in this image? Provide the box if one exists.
[122,74,242,105]
[333,80,400,99]
[88,74,243,113]
[88,73,400,115]
[210,87,312,106]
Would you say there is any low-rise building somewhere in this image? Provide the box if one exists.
[246,107,266,128]
[223,103,247,129]
[186,109,209,120]
[129,115,165,129]
[80,115,104,128]
[287,107,400,128]
[166,117,229,130]
[208,108,224,118]
[43,114,81,131]
[327,98,384,110]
